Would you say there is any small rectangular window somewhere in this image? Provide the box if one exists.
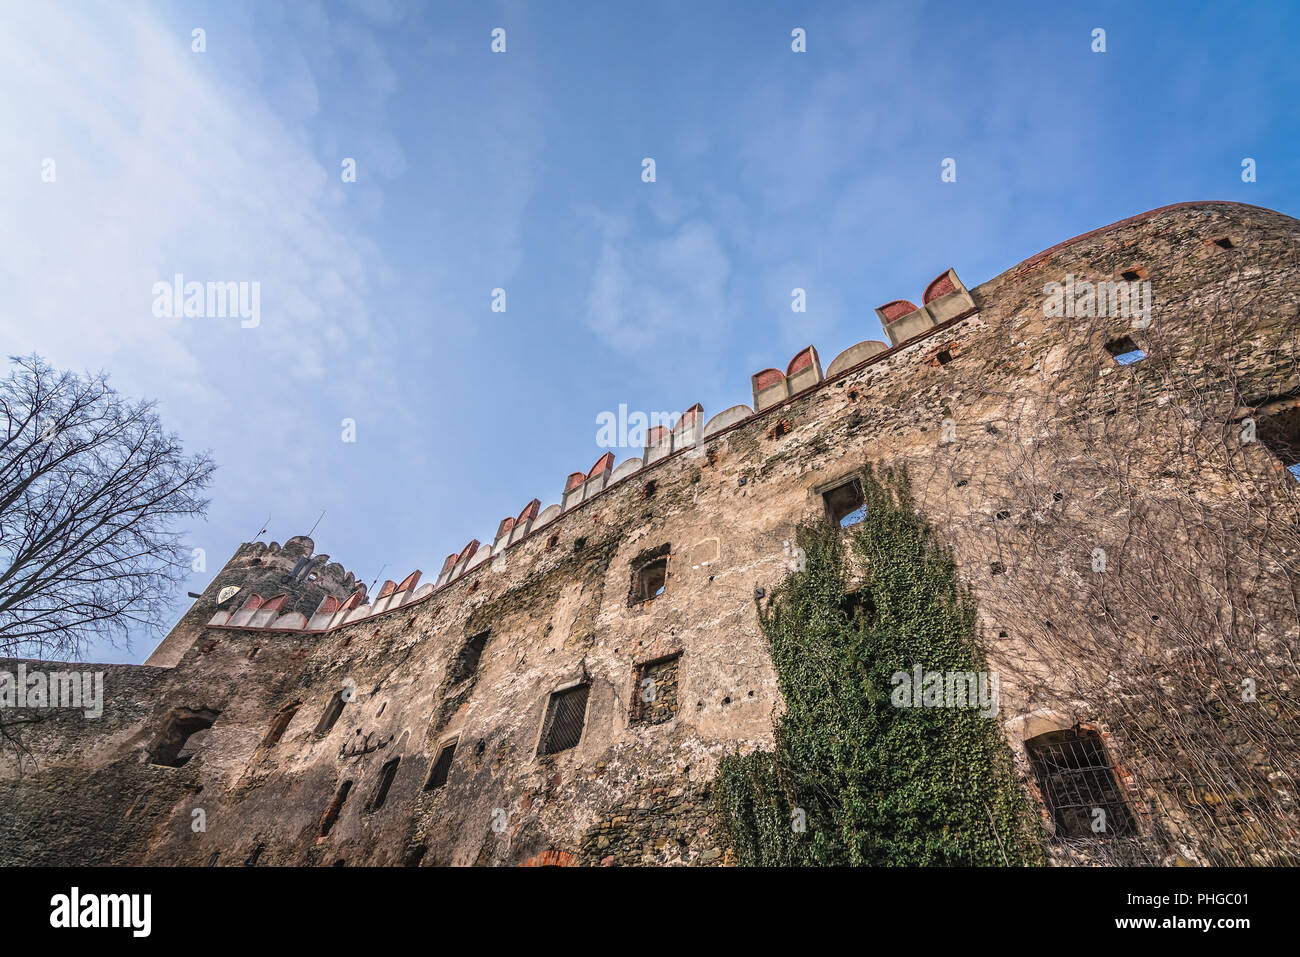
[538,684,590,756]
[425,741,457,790]
[628,544,671,606]
[629,557,668,605]
[1026,729,1137,839]
[319,780,352,836]
[822,477,866,527]
[314,691,347,737]
[1105,336,1146,365]
[366,758,400,813]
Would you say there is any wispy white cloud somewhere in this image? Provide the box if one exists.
[0,1,406,658]
[584,214,732,356]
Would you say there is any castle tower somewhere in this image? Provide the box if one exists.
[143,535,363,667]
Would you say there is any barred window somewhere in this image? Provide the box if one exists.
[538,684,590,755]
[1026,728,1137,839]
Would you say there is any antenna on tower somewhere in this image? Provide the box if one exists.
[252,513,271,541]
[367,564,387,597]
[307,509,326,538]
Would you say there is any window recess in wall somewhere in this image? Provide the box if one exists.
[314,690,347,737]
[149,707,220,767]
[1104,336,1146,365]
[630,653,681,726]
[424,739,457,790]
[318,780,352,837]
[1251,394,1300,483]
[260,701,301,750]
[449,631,490,684]
[1025,728,1137,840]
[365,757,400,813]
[820,475,866,527]
[538,683,590,756]
[628,544,671,606]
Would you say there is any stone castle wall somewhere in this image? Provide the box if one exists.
[2,201,1297,866]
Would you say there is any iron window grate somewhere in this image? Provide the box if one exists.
[539,684,590,755]
[1026,729,1137,839]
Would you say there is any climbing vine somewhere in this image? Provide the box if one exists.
[714,465,1046,865]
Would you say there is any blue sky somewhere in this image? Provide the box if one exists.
[1,0,1297,664]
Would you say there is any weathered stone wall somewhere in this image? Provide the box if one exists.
[2,201,1297,867]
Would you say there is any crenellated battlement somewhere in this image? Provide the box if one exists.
[228,536,364,597]
[188,200,1296,641]
[201,266,981,638]
[143,533,367,664]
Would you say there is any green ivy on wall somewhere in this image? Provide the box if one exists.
[714,466,1046,865]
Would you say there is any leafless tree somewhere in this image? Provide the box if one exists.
[0,354,214,661]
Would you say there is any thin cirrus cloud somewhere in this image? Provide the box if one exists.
[0,2,406,661]
[0,4,382,387]
[0,1,558,664]
[584,214,733,357]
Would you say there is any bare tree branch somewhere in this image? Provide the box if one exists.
[0,353,215,661]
